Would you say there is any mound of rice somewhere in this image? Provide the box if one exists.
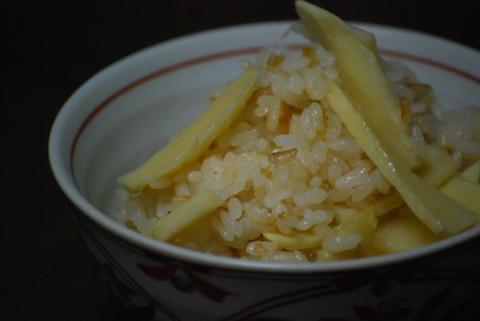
[116,43,480,263]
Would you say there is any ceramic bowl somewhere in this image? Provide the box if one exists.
[49,22,480,321]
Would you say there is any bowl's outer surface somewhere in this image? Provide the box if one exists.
[50,22,480,320]
[76,210,480,321]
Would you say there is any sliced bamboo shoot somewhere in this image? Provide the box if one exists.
[120,69,258,193]
[374,213,439,254]
[326,82,478,234]
[350,26,376,51]
[333,207,357,225]
[460,160,480,183]
[416,144,460,187]
[333,209,377,255]
[296,1,419,169]
[263,232,324,251]
[152,189,223,241]
[362,191,404,217]
[334,192,403,225]
[441,177,480,214]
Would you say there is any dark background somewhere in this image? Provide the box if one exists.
[4,1,479,320]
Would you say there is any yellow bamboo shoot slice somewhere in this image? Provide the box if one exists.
[333,207,357,225]
[333,210,378,255]
[152,189,223,241]
[120,69,258,193]
[326,82,478,234]
[350,26,376,51]
[362,191,404,217]
[296,1,419,169]
[331,193,402,255]
[374,214,439,254]
[334,192,403,225]
[263,232,324,251]
[416,144,460,187]
[170,216,231,255]
[441,177,480,214]
[460,160,480,183]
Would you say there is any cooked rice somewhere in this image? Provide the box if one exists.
[116,42,480,263]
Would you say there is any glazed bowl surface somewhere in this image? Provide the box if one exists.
[49,22,480,321]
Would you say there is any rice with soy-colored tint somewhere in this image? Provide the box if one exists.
[116,39,480,263]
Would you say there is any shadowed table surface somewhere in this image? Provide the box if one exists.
[4,1,479,320]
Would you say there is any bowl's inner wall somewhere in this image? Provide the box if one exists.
[73,55,251,215]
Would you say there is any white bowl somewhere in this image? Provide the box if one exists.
[49,22,480,321]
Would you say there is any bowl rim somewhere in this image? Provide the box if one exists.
[49,20,480,273]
